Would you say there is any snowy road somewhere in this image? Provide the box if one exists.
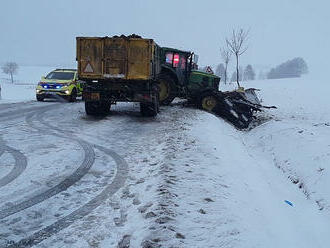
[1,88,330,248]
[0,100,204,248]
[0,101,130,247]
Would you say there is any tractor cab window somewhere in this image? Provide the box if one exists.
[188,53,199,70]
[165,52,186,70]
[173,54,180,68]
[180,56,186,70]
[165,53,173,64]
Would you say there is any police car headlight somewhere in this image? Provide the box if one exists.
[65,90,70,94]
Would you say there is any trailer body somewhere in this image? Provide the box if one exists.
[76,36,161,116]
[77,37,161,81]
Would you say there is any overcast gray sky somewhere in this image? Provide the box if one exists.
[1,0,329,75]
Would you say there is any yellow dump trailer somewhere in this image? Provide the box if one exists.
[77,37,160,81]
[76,36,161,116]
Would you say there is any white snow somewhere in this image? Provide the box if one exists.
[177,112,330,247]
[169,75,330,247]
[1,68,330,247]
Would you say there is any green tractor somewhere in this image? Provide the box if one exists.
[156,47,273,128]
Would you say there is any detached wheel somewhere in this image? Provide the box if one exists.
[157,74,176,105]
[36,95,44,102]
[199,93,218,112]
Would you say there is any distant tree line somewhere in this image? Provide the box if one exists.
[214,64,256,82]
[213,57,308,83]
[267,57,308,79]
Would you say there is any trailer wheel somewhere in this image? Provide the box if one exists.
[101,102,111,114]
[85,101,110,115]
[140,95,158,117]
[85,101,97,115]
[199,93,218,112]
[157,74,176,105]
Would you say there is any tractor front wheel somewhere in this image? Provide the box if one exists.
[199,93,218,112]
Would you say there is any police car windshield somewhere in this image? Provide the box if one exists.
[46,72,74,80]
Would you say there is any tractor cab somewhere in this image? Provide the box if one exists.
[161,47,192,86]
[161,48,199,78]
[158,46,220,104]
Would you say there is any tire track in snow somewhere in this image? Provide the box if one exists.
[0,107,96,220]
[6,106,129,247]
[0,140,27,188]
[0,103,57,122]
[0,143,5,157]
[7,146,128,248]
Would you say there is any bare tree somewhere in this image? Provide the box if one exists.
[226,28,249,88]
[2,62,19,83]
[220,48,231,84]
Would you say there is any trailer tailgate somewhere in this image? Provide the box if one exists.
[77,37,154,80]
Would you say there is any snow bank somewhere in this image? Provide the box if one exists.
[166,75,330,247]
[243,76,330,211]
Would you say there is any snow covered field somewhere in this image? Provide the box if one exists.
[0,68,330,247]
[0,66,54,103]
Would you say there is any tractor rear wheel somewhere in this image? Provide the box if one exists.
[157,74,176,105]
